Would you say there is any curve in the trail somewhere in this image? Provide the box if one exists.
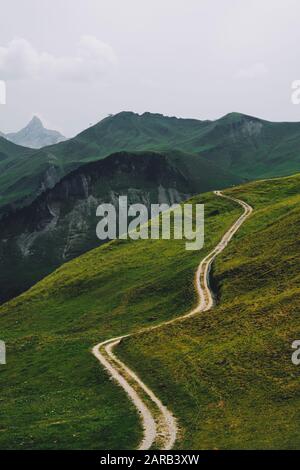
[92,190,253,450]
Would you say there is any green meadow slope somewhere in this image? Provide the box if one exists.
[119,173,300,449]
[0,174,299,449]
[0,192,241,449]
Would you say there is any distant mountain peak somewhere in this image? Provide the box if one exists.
[3,117,66,149]
[27,116,44,128]
[219,112,264,123]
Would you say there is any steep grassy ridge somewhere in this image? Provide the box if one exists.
[0,137,38,175]
[119,173,300,449]
[0,192,241,449]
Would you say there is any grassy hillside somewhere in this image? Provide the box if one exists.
[119,173,300,449]
[0,191,241,449]
[199,113,300,179]
[0,137,38,174]
[0,143,60,217]
[2,111,300,215]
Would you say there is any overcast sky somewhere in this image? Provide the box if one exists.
[1,0,300,136]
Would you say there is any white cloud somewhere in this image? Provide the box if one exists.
[235,63,268,79]
[0,36,117,82]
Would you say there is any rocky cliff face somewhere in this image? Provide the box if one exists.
[0,151,192,304]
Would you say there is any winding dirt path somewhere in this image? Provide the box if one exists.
[92,190,253,450]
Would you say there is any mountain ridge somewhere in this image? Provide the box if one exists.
[1,110,300,218]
